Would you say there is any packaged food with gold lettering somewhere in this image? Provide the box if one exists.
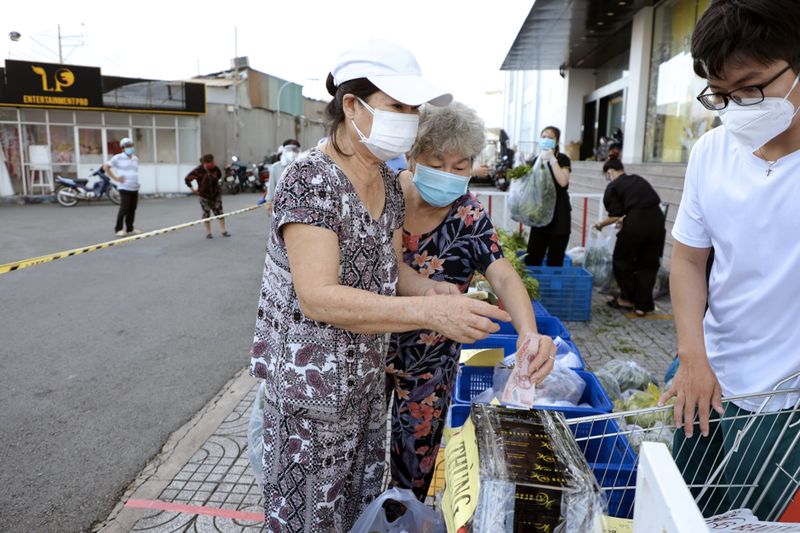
[441,404,605,533]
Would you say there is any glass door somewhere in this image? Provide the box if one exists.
[77,127,104,179]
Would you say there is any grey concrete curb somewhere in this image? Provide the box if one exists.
[91,366,258,533]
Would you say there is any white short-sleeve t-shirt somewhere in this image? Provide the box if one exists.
[107,153,139,191]
[673,125,800,411]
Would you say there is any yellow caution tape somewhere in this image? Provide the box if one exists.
[0,205,259,274]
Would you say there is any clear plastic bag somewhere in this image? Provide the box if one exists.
[348,487,441,533]
[508,156,557,228]
[533,359,586,406]
[593,368,622,401]
[627,422,675,455]
[582,228,616,291]
[600,358,658,392]
[554,336,582,369]
[248,381,267,490]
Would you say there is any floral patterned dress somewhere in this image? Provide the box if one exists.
[386,192,504,500]
[250,148,404,533]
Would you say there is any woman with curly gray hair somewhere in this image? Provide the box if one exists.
[386,101,557,501]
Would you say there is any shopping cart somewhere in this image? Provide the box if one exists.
[568,373,800,522]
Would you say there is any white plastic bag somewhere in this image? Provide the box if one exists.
[508,156,557,227]
[533,359,586,406]
[348,487,441,533]
[248,381,266,490]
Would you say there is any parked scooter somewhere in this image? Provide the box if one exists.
[222,156,247,195]
[55,169,121,207]
[255,160,271,191]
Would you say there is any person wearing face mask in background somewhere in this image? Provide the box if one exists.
[592,150,664,317]
[185,153,230,238]
[388,101,556,501]
[651,0,800,520]
[104,137,141,237]
[258,139,301,214]
[524,126,572,267]
[249,38,512,532]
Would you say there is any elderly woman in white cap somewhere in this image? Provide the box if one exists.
[386,101,557,501]
[249,38,510,532]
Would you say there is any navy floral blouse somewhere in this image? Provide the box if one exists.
[386,191,504,500]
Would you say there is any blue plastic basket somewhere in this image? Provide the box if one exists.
[452,367,612,417]
[526,266,593,322]
[532,301,550,317]
[569,419,638,519]
[516,250,572,267]
[447,404,471,428]
[488,315,571,339]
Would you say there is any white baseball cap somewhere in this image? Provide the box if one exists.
[331,38,452,107]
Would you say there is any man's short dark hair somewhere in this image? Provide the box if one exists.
[692,0,800,80]
[282,139,300,148]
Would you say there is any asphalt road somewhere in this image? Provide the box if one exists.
[0,194,269,532]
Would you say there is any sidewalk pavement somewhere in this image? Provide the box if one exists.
[95,291,676,533]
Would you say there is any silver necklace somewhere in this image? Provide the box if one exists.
[757,148,777,176]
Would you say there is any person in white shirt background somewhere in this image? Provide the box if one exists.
[103,137,142,237]
[657,0,800,519]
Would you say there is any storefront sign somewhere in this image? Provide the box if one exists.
[4,60,103,108]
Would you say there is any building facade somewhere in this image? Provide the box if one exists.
[501,0,715,268]
[0,59,206,196]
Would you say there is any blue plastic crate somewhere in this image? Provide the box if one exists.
[452,367,612,417]
[532,301,550,317]
[461,335,584,370]
[447,404,471,428]
[526,266,593,321]
[569,419,638,519]
[488,315,571,339]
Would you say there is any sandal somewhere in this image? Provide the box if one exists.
[607,298,633,310]
[635,309,646,317]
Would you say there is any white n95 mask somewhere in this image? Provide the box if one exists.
[718,72,800,153]
[351,97,419,161]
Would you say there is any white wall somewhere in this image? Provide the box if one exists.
[562,69,596,154]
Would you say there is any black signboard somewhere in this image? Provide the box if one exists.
[4,59,103,108]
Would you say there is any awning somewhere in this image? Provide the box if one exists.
[501,0,655,71]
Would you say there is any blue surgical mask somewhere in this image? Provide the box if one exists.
[124,147,134,156]
[539,138,556,151]
[412,164,469,207]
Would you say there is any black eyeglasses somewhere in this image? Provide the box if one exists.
[696,60,798,110]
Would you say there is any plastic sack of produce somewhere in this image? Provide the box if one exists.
[566,246,586,264]
[247,380,266,489]
[349,487,441,533]
[613,383,675,428]
[593,368,622,401]
[626,422,675,455]
[554,336,583,369]
[508,156,557,227]
[582,228,616,291]
[600,358,658,391]
[533,359,586,407]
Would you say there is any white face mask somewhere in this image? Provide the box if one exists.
[718,72,800,153]
[351,97,419,161]
[281,149,299,164]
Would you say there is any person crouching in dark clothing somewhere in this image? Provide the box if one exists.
[185,153,230,239]
[593,150,665,316]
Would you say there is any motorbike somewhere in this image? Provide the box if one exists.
[490,155,513,192]
[222,156,247,195]
[55,169,121,207]
[594,128,624,161]
[255,160,271,191]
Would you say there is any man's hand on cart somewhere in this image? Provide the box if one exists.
[658,358,724,438]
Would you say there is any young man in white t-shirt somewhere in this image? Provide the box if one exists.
[657,0,800,520]
[104,137,141,237]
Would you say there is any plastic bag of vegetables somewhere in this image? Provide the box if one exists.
[554,336,583,369]
[583,228,617,291]
[533,359,586,406]
[601,359,658,391]
[627,422,675,454]
[594,368,622,401]
[508,156,556,228]
[614,383,675,428]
